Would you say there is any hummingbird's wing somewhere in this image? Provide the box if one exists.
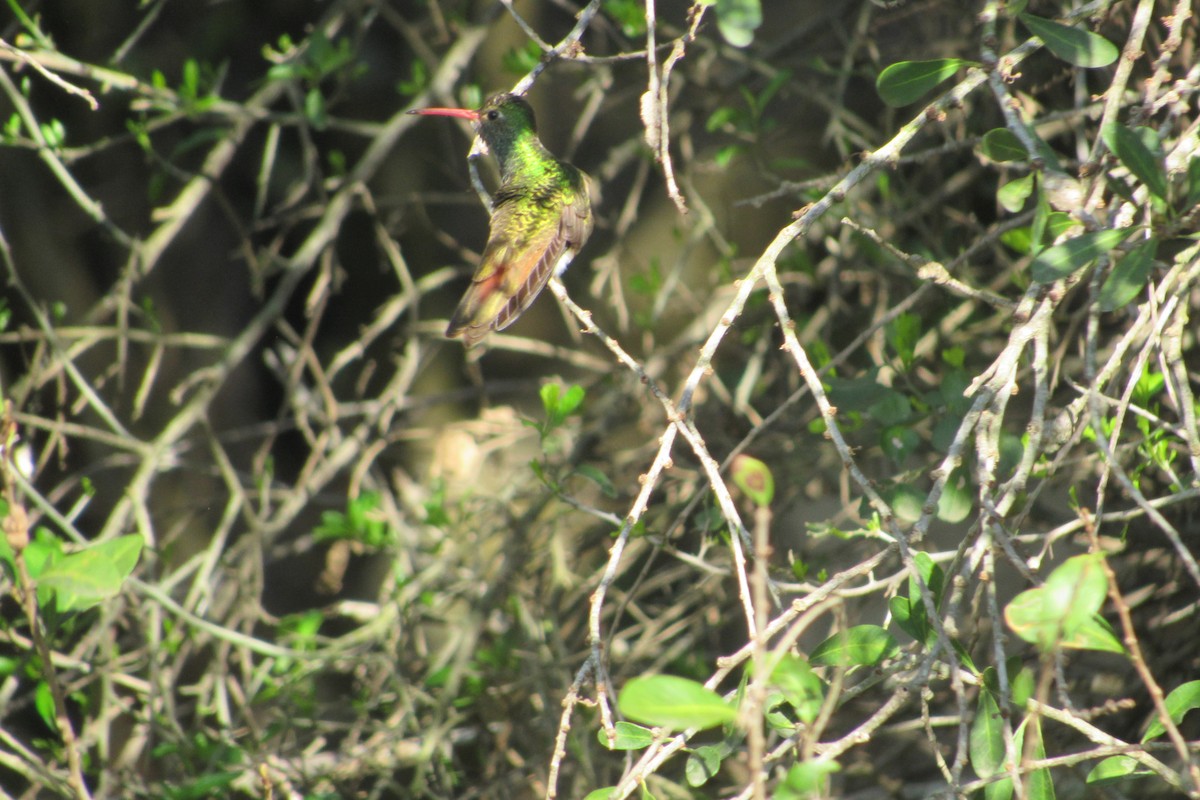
[446,168,593,348]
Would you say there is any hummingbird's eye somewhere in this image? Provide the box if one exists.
[486,110,500,121]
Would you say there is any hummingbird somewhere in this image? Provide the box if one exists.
[409,93,594,348]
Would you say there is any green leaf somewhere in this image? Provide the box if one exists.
[910,551,944,607]
[1010,665,1035,708]
[575,464,618,498]
[876,59,972,107]
[1030,228,1133,283]
[890,596,922,642]
[1005,554,1122,653]
[936,469,972,523]
[952,638,979,674]
[39,118,66,148]
[998,173,1035,212]
[617,675,736,730]
[706,105,738,133]
[1103,125,1169,201]
[730,454,774,508]
[502,41,542,75]
[1044,212,1078,241]
[714,0,761,47]
[1019,13,1118,67]
[774,760,841,799]
[981,128,1030,163]
[770,654,824,724]
[583,790,616,800]
[35,681,57,733]
[1142,680,1200,742]
[888,484,924,524]
[873,58,974,107]
[167,770,241,799]
[558,384,586,417]
[1099,239,1156,312]
[757,68,792,114]
[868,388,912,426]
[540,383,586,430]
[809,625,899,667]
[894,551,945,645]
[1087,755,1152,784]
[37,534,144,613]
[304,88,327,129]
[96,534,143,579]
[880,424,920,463]
[598,721,656,750]
[1003,591,1049,646]
[981,129,1062,170]
[1042,553,1108,629]
[1026,718,1056,800]
[1187,157,1200,207]
[1070,618,1123,652]
[1000,226,1033,254]
[826,372,891,411]
[886,312,921,369]
[764,692,796,734]
[685,741,733,786]
[970,678,1008,792]
[1030,188,1050,253]
[0,525,57,577]
[539,383,562,418]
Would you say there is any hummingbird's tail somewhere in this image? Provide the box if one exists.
[444,264,536,349]
[444,290,497,349]
[445,244,578,349]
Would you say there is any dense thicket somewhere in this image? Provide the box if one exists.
[1,1,1198,798]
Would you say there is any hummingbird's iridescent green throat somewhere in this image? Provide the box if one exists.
[409,93,594,349]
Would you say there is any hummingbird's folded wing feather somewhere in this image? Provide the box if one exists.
[445,174,592,348]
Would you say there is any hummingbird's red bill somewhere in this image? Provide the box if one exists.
[407,107,481,121]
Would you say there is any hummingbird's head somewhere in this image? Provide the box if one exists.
[408,93,546,179]
[408,94,537,137]
[476,94,537,132]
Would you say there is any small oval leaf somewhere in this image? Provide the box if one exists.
[981,128,1030,163]
[1187,157,1200,207]
[685,742,732,787]
[1142,680,1200,742]
[598,721,656,750]
[617,675,736,730]
[776,760,841,798]
[1066,614,1125,654]
[876,59,972,107]
[1086,755,1149,785]
[1099,239,1156,312]
[1005,554,1123,653]
[969,681,1005,780]
[809,625,899,667]
[1030,228,1132,283]
[731,454,775,508]
[715,0,762,47]
[37,550,124,613]
[1020,13,1118,67]
[1043,553,1109,628]
[936,470,973,524]
[1103,124,1169,201]
[769,654,824,724]
[998,173,1035,212]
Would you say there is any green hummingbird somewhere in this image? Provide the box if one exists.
[409,93,594,348]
